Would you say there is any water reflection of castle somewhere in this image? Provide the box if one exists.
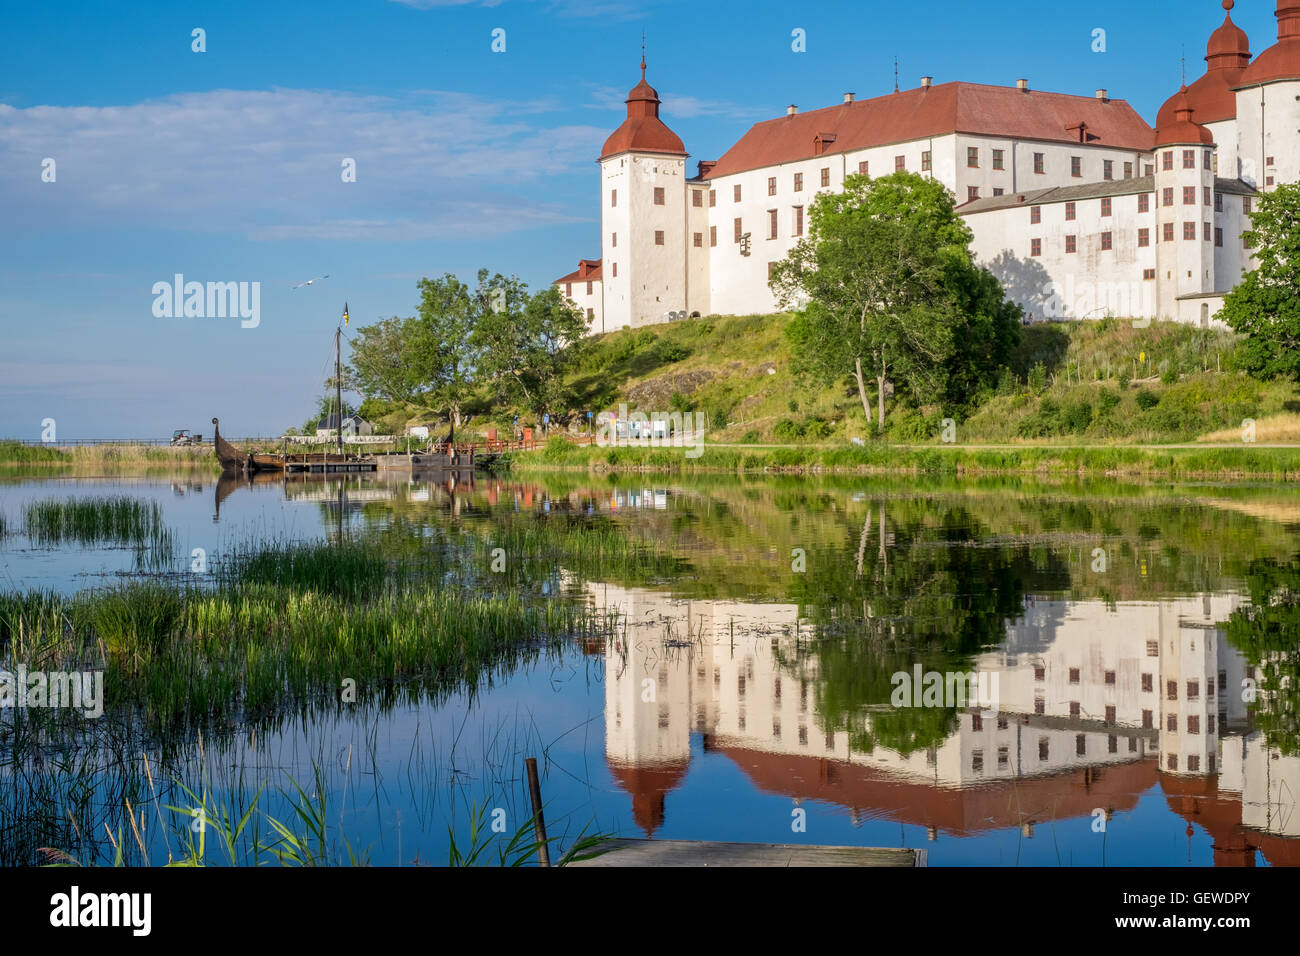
[588,583,1299,865]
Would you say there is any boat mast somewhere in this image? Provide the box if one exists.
[335,322,343,458]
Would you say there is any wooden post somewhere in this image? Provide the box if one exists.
[525,757,550,867]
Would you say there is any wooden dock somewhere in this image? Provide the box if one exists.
[571,839,925,868]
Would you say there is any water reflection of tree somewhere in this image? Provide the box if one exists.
[1225,553,1300,756]
[782,501,1066,756]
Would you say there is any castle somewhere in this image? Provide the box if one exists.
[556,0,1300,334]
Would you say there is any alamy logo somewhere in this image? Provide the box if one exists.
[594,403,706,459]
[890,665,999,713]
[50,886,151,936]
[0,666,104,718]
[151,274,261,328]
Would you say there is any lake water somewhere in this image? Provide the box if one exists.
[1,468,1297,866]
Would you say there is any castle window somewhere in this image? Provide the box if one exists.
[1101,231,1113,251]
[1167,713,1178,732]
[1183,150,1196,169]
[793,205,804,237]
[586,281,593,294]
[768,176,777,196]
[653,187,664,205]
[895,155,905,171]
[586,308,593,320]
[1138,228,1150,247]
[793,172,803,191]
[612,262,617,277]
[1163,187,1174,207]
[1208,715,1216,733]
[1215,227,1223,247]
[1184,186,1196,206]
[1071,156,1082,178]
[1268,175,1275,186]
[768,261,778,280]
[612,232,617,247]
[972,750,984,773]
[734,217,742,242]
[1243,197,1252,214]
[1065,235,1077,253]
[1105,706,1116,725]
[709,189,716,207]
[1031,238,1042,257]
[1163,151,1173,171]
[693,232,702,248]
[968,147,979,168]
[993,149,1005,170]
[1203,187,1212,206]
[858,160,869,175]
[1144,268,1156,280]
[1142,709,1153,727]
[1101,197,1112,217]
[1105,670,1116,685]
[820,167,830,187]
[1214,192,1223,212]
[1035,666,1046,681]
[1124,162,1133,178]
[1164,223,1175,241]
[565,283,572,297]
[1065,202,1076,221]
[1104,159,1114,180]
[1035,698,1045,715]
[921,151,932,171]
[1145,164,1154,176]
[1188,716,1200,735]
[1184,222,1197,240]
[768,209,778,239]
[710,225,717,247]
[1167,680,1178,700]
[993,188,1004,196]
[1139,193,1150,213]
[1038,737,1049,760]
[1069,668,1080,684]
[1142,673,1153,691]
[692,190,702,208]
[968,186,979,201]
[654,230,664,245]
[1076,735,1086,756]
[1033,152,1045,174]
[1267,155,1275,166]
[1204,221,1212,241]
[734,184,742,202]
[1030,205,1041,224]
[1187,680,1199,699]
[1204,150,1213,170]
[610,189,617,207]
[1167,754,1178,771]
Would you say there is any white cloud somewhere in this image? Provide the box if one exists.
[0,90,606,241]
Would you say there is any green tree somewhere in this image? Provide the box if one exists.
[1220,182,1300,381]
[472,273,587,425]
[771,172,1016,430]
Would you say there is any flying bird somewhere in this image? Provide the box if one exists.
[293,275,329,289]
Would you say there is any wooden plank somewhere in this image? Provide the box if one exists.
[570,839,919,868]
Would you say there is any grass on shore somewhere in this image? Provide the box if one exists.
[0,441,218,471]
[512,437,1300,481]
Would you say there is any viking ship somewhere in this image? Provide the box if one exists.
[212,417,285,474]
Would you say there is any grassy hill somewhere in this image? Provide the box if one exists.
[456,313,1299,447]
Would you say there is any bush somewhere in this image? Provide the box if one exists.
[1097,389,1121,414]
[803,418,832,440]
[773,419,803,441]
[1062,400,1094,432]
[1161,367,1180,385]
[1135,389,1161,410]
[1028,362,1048,393]
[654,341,690,364]
[740,430,760,444]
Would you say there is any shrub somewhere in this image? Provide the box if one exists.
[1135,389,1161,410]
[803,418,832,440]
[654,341,690,364]
[773,419,803,441]
[740,430,760,444]
[1097,389,1121,414]
[1028,362,1048,393]
[1161,367,1180,385]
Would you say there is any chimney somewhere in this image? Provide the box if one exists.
[1096,89,1108,101]
[787,104,798,116]
[1017,78,1029,92]
[697,160,717,178]
[843,92,855,103]
[921,76,933,89]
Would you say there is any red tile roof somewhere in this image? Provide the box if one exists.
[1155,89,1215,146]
[1157,2,1250,127]
[702,81,1156,180]
[555,258,602,285]
[1238,0,1300,86]
[599,59,687,161]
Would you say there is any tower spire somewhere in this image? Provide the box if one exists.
[893,56,899,93]
[641,31,646,79]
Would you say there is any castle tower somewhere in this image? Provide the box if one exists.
[1154,91,1218,323]
[598,58,691,331]
[1157,1,1250,179]
[1235,0,1300,190]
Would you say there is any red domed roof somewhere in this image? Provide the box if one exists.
[607,759,689,835]
[1155,87,1216,145]
[1238,1,1300,86]
[1157,1,1250,127]
[599,58,687,161]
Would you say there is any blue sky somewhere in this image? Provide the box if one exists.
[0,0,1279,437]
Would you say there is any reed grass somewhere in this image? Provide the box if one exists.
[23,496,166,547]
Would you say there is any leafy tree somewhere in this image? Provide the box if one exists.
[771,172,1018,430]
[1225,554,1300,756]
[1220,182,1300,381]
[472,273,588,425]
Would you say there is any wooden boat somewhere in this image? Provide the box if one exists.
[212,417,284,474]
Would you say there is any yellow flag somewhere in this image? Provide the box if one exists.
[342,302,350,327]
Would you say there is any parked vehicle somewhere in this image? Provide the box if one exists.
[171,429,203,446]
